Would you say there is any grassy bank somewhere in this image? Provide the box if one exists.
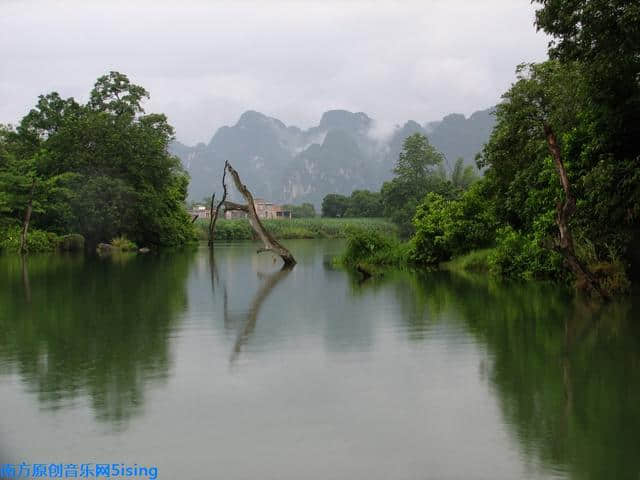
[197,217,397,241]
[338,229,630,296]
[440,248,494,273]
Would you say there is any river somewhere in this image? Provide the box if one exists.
[1,240,638,479]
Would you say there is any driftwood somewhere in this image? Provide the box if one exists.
[217,161,296,267]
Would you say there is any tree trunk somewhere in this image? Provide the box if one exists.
[207,193,216,246]
[544,124,608,299]
[209,166,229,247]
[19,180,35,255]
[224,162,297,267]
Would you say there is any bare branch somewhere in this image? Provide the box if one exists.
[208,162,229,246]
[225,162,296,267]
[223,201,249,212]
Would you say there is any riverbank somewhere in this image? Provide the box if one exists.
[337,229,631,296]
[196,217,397,241]
[1,226,147,255]
[0,226,86,253]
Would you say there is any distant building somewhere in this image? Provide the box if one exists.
[188,204,211,220]
[223,198,292,220]
[225,210,247,219]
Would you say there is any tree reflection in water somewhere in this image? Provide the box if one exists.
[0,250,195,425]
[211,252,292,365]
[348,268,640,480]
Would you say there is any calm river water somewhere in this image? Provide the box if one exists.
[1,240,639,480]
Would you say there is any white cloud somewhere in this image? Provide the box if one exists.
[0,0,549,144]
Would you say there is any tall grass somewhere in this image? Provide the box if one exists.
[196,217,397,241]
[441,248,494,273]
[110,235,138,251]
[337,227,411,276]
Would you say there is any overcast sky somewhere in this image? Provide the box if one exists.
[1,0,549,145]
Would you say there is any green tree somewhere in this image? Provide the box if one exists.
[393,133,444,191]
[0,126,77,251]
[321,194,350,217]
[450,157,478,190]
[283,202,316,218]
[534,0,640,156]
[344,190,383,217]
[0,72,196,249]
[70,176,137,245]
[479,60,636,291]
[411,181,497,264]
[89,71,149,117]
[381,133,451,236]
[533,1,640,277]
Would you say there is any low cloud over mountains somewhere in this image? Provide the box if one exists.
[171,108,495,205]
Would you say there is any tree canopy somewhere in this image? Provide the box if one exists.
[342,1,639,293]
[0,72,196,249]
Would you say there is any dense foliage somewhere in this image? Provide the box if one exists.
[0,72,196,250]
[340,1,639,293]
[380,133,455,236]
[282,202,316,218]
[321,190,383,218]
[322,134,475,236]
[411,181,497,265]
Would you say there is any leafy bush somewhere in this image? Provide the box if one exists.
[411,182,498,265]
[574,237,631,295]
[487,226,565,280]
[110,235,138,251]
[0,226,60,253]
[282,203,316,218]
[339,228,409,274]
[442,248,495,273]
[58,234,85,252]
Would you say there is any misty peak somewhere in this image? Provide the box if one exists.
[172,106,495,206]
[236,110,286,130]
[319,110,371,131]
[440,113,467,125]
[400,120,423,131]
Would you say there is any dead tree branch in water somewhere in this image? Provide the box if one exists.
[206,193,215,243]
[218,161,296,267]
[208,164,228,246]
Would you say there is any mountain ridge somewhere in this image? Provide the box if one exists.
[170,107,495,205]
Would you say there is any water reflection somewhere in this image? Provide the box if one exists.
[351,268,640,479]
[0,250,195,424]
[1,242,638,480]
